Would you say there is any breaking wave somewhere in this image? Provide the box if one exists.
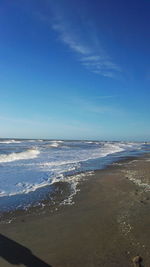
[47,140,64,148]
[0,139,21,144]
[0,149,40,163]
[0,140,147,199]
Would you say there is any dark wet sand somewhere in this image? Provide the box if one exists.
[0,155,150,267]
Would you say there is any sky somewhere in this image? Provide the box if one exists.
[0,0,150,141]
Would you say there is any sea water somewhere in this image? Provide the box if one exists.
[0,139,149,211]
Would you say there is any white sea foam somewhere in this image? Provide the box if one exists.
[50,142,61,147]
[0,171,94,199]
[39,143,124,168]
[0,139,21,144]
[0,181,50,197]
[0,141,146,199]
[123,170,150,191]
[60,171,94,205]
[46,140,64,148]
[0,149,40,163]
[52,140,63,143]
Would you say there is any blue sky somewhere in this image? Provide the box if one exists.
[0,0,150,140]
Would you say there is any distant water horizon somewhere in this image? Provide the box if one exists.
[0,137,149,142]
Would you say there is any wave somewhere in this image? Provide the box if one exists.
[0,141,145,199]
[84,141,95,144]
[51,140,63,143]
[39,143,125,168]
[50,142,61,147]
[47,141,64,148]
[0,139,21,144]
[0,149,40,163]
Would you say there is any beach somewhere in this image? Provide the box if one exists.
[0,154,150,267]
[1,0,150,266]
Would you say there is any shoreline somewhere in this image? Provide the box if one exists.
[0,154,142,221]
[0,154,150,266]
[0,153,144,212]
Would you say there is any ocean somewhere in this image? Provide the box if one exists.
[0,139,149,212]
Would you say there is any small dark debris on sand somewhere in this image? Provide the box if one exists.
[132,255,143,267]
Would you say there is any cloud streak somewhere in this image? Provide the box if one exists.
[49,4,122,78]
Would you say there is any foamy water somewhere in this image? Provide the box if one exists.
[0,139,21,144]
[0,139,148,198]
[0,149,40,163]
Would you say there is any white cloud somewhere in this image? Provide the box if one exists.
[52,22,91,55]
[37,2,122,78]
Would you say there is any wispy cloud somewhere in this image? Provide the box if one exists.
[51,19,92,57]
[80,55,121,78]
[47,3,122,78]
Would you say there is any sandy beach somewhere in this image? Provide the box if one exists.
[0,155,150,267]
[1,0,150,266]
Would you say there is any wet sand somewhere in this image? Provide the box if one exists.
[0,155,150,267]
